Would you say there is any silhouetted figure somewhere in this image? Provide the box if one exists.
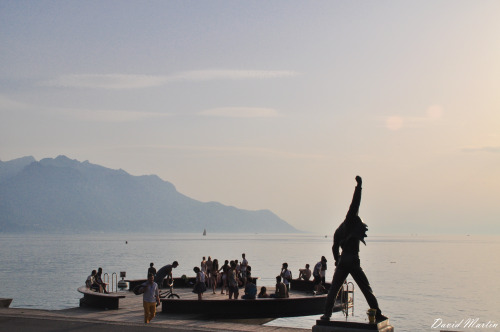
[154,261,179,288]
[321,176,386,321]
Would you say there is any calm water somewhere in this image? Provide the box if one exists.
[0,233,498,331]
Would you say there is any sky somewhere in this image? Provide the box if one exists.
[1,1,499,234]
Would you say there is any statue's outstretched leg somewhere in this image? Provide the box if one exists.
[350,266,386,320]
[321,267,349,320]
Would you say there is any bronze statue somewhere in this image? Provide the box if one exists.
[321,176,387,321]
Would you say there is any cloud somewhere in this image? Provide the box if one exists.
[40,69,299,90]
[461,146,500,153]
[385,105,444,131]
[198,107,281,118]
[52,107,171,122]
[42,74,168,89]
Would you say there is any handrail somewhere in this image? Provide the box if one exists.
[111,272,118,293]
[103,273,109,292]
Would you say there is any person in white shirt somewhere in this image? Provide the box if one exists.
[141,274,160,324]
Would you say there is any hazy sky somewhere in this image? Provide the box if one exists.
[1,1,499,234]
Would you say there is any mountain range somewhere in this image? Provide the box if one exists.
[0,155,299,233]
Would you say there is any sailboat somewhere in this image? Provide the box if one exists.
[203,229,206,236]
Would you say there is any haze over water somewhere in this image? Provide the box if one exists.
[0,232,498,331]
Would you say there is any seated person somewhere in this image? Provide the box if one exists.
[271,276,289,298]
[242,279,257,299]
[298,264,312,281]
[86,270,100,292]
[258,286,270,298]
[95,267,109,293]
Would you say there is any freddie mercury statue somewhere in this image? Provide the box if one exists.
[321,176,387,321]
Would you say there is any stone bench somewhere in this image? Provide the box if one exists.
[77,286,125,310]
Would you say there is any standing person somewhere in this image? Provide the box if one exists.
[142,273,160,324]
[200,257,207,275]
[321,176,386,322]
[240,253,248,286]
[147,263,156,278]
[313,256,327,294]
[211,258,219,294]
[206,256,213,287]
[227,261,239,299]
[192,267,207,300]
[220,260,230,294]
[280,262,292,292]
[320,259,327,285]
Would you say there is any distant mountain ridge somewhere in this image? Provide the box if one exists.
[0,156,299,233]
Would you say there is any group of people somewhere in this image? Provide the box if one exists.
[85,267,109,294]
[193,253,251,300]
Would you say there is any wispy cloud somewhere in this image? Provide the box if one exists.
[0,95,170,122]
[42,74,168,90]
[385,105,444,131]
[40,69,299,90]
[50,107,171,122]
[461,146,500,153]
[198,107,281,118]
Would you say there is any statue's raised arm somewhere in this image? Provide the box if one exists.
[345,176,362,221]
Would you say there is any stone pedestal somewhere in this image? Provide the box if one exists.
[312,319,394,332]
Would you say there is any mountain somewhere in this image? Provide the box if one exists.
[0,155,299,233]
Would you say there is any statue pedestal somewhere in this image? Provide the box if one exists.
[312,319,394,332]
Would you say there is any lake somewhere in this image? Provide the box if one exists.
[0,233,498,331]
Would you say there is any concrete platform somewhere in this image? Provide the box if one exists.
[0,287,311,332]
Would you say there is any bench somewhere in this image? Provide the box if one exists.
[77,286,125,310]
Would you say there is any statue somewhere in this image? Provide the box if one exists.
[321,176,387,322]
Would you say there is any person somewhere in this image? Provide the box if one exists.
[192,266,207,300]
[154,261,179,289]
[313,256,327,293]
[240,253,248,286]
[220,260,230,294]
[280,262,292,292]
[94,267,109,293]
[321,176,386,322]
[258,286,270,298]
[147,262,156,278]
[211,258,219,294]
[142,273,160,324]
[200,257,207,275]
[271,275,289,298]
[85,270,99,292]
[320,259,327,285]
[206,256,213,287]
[227,261,239,299]
[242,278,257,299]
[298,264,312,281]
